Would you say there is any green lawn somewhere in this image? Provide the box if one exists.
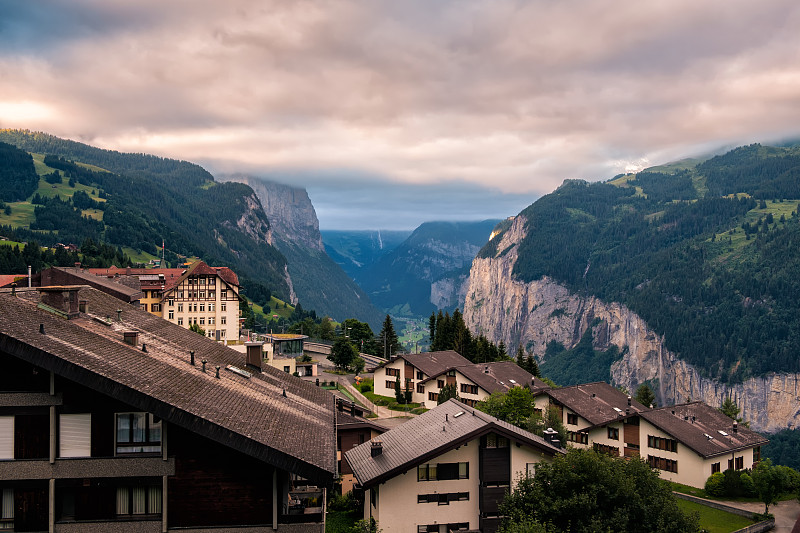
[675,499,754,533]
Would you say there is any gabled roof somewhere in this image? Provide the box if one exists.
[39,267,143,303]
[421,361,549,396]
[640,402,769,459]
[544,381,648,428]
[0,287,335,483]
[336,411,387,433]
[379,350,471,377]
[344,399,564,488]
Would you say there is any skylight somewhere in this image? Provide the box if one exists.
[613,407,623,413]
[225,365,252,379]
[718,430,729,436]
[454,411,464,418]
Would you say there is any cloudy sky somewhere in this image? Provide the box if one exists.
[2,1,800,229]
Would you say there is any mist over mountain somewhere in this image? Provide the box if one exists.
[322,229,411,279]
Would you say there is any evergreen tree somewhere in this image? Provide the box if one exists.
[437,383,459,404]
[378,314,400,358]
[429,312,437,348]
[634,383,657,408]
[394,376,405,404]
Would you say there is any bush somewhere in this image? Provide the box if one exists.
[328,491,360,513]
[705,472,725,496]
[740,472,756,497]
[360,384,372,393]
[722,469,745,497]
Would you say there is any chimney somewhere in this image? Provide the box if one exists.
[484,365,489,374]
[245,341,264,371]
[74,262,81,269]
[38,286,81,319]
[123,331,139,346]
[733,421,738,433]
[371,440,383,457]
[78,300,88,314]
[627,395,632,407]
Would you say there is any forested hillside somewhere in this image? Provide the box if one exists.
[0,130,289,304]
[490,143,800,383]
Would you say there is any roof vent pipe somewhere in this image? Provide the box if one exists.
[39,323,45,334]
[141,343,148,353]
[190,351,195,366]
[627,395,632,406]
[733,421,738,433]
[11,282,16,296]
[484,365,489,374]
[282,388,287,397]
[445,414,448,422]
[215,366,220,379]
[202,359,207,372]
[117,309,122,321]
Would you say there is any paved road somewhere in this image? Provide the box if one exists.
[717,498,800,532]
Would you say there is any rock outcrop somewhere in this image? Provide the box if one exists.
[463,215,800,432]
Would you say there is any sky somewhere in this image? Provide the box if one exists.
[2,1,800,230]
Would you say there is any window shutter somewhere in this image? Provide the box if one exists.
[59,413,92,457]
[0,417,13,459]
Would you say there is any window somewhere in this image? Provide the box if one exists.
[168,311,174,320]
[386,368,400,377]
[448,523,469,531]
[428,392,438,402]
[221,316,226,325]
[437,380,444,389]
[221,290,228,299]
[459,398,477,407]
[647,435,678,453]
[567,413,578,425]
[0,417,12,459]
[386,380,396,389]
[209,317,215,325]
[209,278,215,286]
[177,291,183,299]
[484,433,509,448]
[143,304,149,312]
[221,303,227,312]
[711,462,721,474]
[418,462,468,481]
[200,277,206,285]
[177,304,183,313]
[199,318,205,325]
[753,446,761,463]
[116,413,161,454]
[168,299,174,306]
[416,371,424,380]
[208,303,214,312]
[208,291,215,299]
[200,304,205,312]
[59,413,91,457]
[220,330,226,338]
[526,463,536,478]
[177,318,183,326]
[567,431,588,445]
[417,492,469,504]
[417,383,425,394]
[647,455,678,473]
[417,526,439,533]
[446,370,456,377]
[607,427,619,440]
[735,456,744,470]
[1,488,13,530]
[460,384,478,395]
[284,366,290,373]
[117,484,161,516]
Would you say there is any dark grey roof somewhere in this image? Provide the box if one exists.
[640,402,769,458]
[390,351,471,377]
[0,287,335,483]
[344,399,564,488]
[336,411,387,433]
[422,361,548,396]
[39,267,143,302]
[545,382,648,427]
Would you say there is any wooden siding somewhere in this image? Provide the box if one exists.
[14,413,49,460]
[479,447,510,485]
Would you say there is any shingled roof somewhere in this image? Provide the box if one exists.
[640,402,769,458]
[422,361,549,396]
[344,399,564,488]
[545,381,649,428]
[0,286,335,483]
[381,350,471,377]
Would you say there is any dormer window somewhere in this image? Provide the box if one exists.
[116,413,161,454]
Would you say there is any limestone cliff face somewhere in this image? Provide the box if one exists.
[463,215,800,432]
[431,273,470,310]
[223,175,323,251]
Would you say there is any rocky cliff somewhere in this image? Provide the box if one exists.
[463,215,800,433]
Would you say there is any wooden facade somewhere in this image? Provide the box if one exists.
[0,351,325,532]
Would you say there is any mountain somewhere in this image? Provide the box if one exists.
[322,229,410,279]
[358,220,500,317]
[220,175,384,328]
[463,143,800,432]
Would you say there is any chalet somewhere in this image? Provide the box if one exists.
[336,410,386,494]
[0,285,335,532]
[344,400,564,533]
[372,351,471,404]
[531,381,769,488]
[419,361,548,408]
[638,402,769,488]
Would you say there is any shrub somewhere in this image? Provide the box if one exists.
[705,472,725,496]
[740,472,756,497]
[722,469,744,497]
[360,384,372,393]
